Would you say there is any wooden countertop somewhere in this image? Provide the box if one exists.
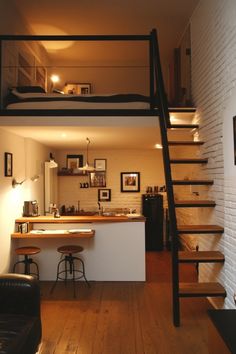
[15,215,145,223]
[12,229,95,239]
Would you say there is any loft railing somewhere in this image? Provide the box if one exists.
[1,31,164,117]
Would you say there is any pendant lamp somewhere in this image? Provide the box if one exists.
[79,137,95,172]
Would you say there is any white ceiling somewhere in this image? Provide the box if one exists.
[2,125,161,150]
[3,0,199,149]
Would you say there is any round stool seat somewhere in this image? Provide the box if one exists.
[57,245,83,255]
[15,246,41,256]
[13,247,40,279]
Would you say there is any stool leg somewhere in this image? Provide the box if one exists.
[79,258,90,287]
[24,255,30,275]
[31,260,40,279]
[13,260,23,273]
[50,258,65,294]
[71,256,77,298]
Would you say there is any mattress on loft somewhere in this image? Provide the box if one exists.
[6,90,151,110]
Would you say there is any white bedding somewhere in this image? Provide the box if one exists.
[6,90,150,110]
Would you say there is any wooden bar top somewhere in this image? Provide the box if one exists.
[12,230,95,239]
[15,215,145,223]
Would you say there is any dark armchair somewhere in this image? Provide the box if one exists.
[0,273,42,354]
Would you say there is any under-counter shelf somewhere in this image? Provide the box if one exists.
[11,230,95,239]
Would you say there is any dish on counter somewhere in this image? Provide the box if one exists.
[126,213,142,218]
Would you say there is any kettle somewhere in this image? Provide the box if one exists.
[23,200,39,217]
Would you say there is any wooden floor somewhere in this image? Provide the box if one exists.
[38,251,211,354]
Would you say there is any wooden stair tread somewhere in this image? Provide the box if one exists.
[170,158,208,164]
[177,225,224,234]
[168,141,204,146]
[172,179,214,185]
[179,251,225,263]
[175,200,216,207]
[179,282,226,297]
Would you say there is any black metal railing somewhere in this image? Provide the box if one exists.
[151,29,180,327]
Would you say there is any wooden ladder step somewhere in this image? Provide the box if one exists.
[175,200,216,207]
[179,251,225,263]
[170,158,208,164]
[172,179,214,185]
[177,225,224,234]
[168,141,204,146]
[179,282,226,298]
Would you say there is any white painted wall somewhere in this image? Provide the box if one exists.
[0,128,51,273]
[191,0,236,308]
[57,148,165,214]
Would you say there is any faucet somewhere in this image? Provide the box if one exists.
[97,202,103,216]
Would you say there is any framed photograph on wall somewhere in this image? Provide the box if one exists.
[121,172,140,192]
[4,152,13,177]
[89,171,106,187]
[94,159,106,171]
[64,83,91,95]
[98,188,111,201]
[67,154,83,170]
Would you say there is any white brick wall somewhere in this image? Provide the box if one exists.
[191,0,236,308]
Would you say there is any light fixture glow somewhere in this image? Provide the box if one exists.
[170,115,177,123]
[50,74,60,83]
[79,137,95,172]
[155,143,163,149]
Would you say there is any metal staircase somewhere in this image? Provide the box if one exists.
[151,28,226,326]
[162,109,226,326]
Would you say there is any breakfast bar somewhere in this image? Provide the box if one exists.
[12,215,146,281]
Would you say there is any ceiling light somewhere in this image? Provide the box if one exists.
[79,137,95,172]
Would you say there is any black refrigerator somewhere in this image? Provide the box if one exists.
[142,194,164,251]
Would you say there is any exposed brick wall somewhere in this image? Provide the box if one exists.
[191,0,236,308]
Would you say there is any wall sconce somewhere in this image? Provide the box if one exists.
[31,175,39,182]
[12,178,26,188]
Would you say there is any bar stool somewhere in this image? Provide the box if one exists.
[50,244,89,297]
[13,246,41,279]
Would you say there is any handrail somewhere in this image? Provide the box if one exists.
[150,29,180,326]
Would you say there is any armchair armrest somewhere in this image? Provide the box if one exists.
[0,274,41,317]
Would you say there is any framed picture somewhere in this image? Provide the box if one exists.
[67,154,83,170]
[234,116,236,165]
[98,188,111,201]
[121,172,140,192]
[89,171,106,187]
[4,152,13,177]
[94,159,106,171]
[64,83,91,95]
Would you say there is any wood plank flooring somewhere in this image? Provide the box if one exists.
[38,251,212,354]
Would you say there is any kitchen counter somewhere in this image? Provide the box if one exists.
[15,214,145,224]
[12,215,146,281]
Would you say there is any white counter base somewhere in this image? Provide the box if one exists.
[13,221,146,281]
